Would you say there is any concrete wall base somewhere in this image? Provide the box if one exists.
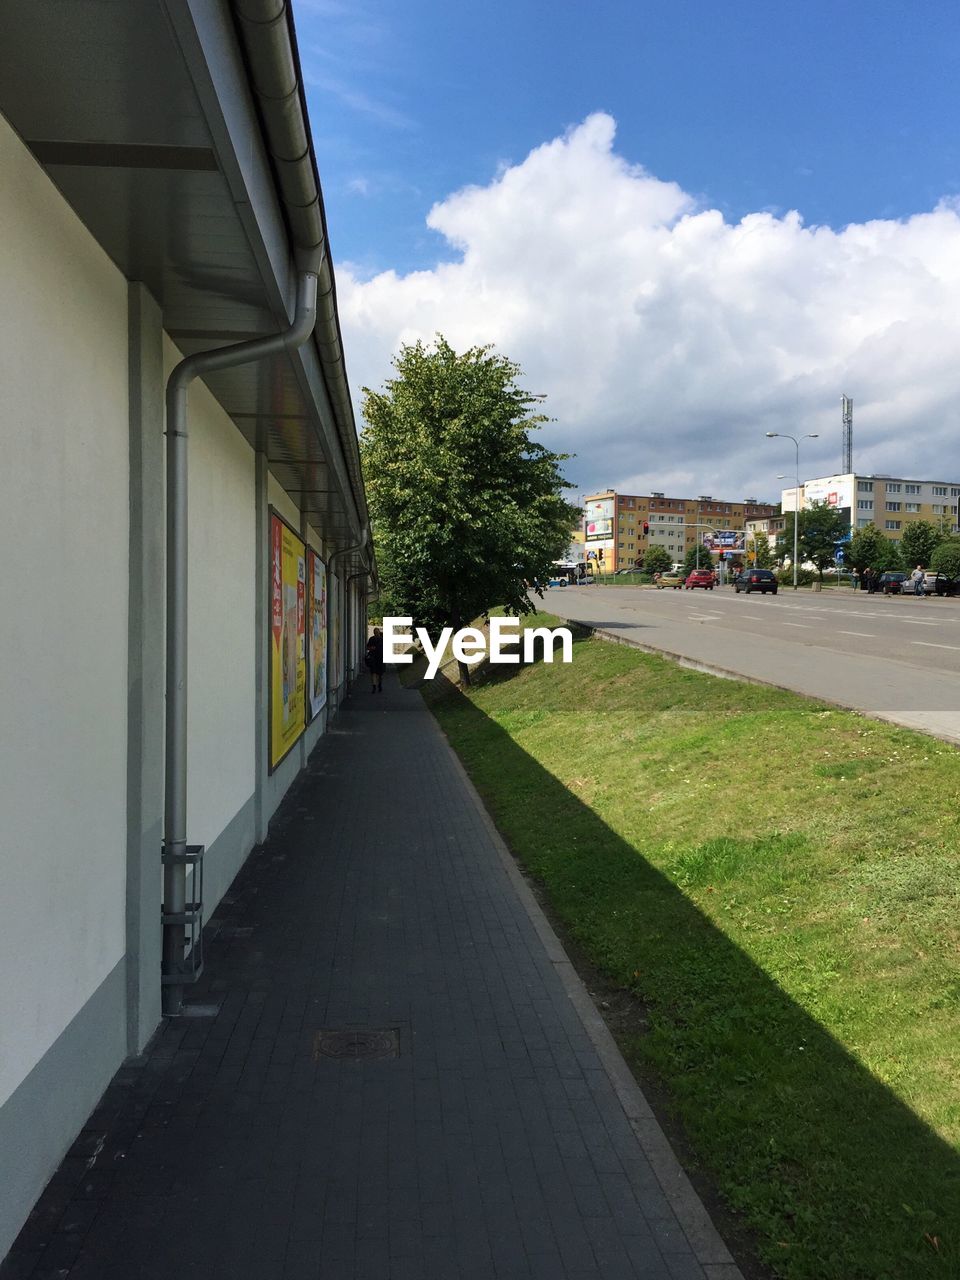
[0,958,126,1261]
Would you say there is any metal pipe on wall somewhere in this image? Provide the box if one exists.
[328,531,370,697]
[162,270,319,1016]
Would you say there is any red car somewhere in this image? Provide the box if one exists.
[685,569,716,590]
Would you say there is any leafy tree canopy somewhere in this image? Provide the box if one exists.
[900,520,943,569]
[643,545,673,576]
[871,536,904,573]
[683,543,713,576]
[747,533,775,568]
[847,524,888,574]
[930,536,960,578]
[778,503,849,580]
[360,336,578,646]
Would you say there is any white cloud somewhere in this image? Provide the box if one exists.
[337,112,960,500]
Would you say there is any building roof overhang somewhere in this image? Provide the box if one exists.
[1,0,372,575]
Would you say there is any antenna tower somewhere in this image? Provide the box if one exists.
[841,395,853,473]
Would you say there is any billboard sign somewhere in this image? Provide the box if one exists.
[585,497,615,541]
[702,530,745,551]
[270,511,306,770]
[803,476,855,512]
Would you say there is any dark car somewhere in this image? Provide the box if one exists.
[734,569,778,595]
[878,571,908,595]
[931,572,960,597]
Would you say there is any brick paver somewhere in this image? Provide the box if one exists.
[1,675,741,1280]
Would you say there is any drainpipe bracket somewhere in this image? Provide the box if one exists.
[161,843,205,985]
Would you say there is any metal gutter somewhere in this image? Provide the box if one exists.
[231,0,369,545]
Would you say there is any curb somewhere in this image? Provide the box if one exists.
[426,705,745,1280]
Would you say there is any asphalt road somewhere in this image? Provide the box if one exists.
[542,582,960,746]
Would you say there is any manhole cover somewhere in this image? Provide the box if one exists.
[313,1029,399,1061]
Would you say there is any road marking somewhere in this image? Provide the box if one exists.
[898,619,938,626]
[911,641,960,651]
[783,622,811,628]
[838,630,875,637]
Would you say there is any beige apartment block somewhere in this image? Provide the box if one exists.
[780,473,960,546]
[584,490,778,570]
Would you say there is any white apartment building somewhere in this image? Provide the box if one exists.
[780,473,960,544]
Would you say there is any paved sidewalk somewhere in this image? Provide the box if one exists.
[2,675,742,1280]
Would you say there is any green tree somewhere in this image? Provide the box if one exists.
[683,542,713,576]
[643,545,673,576]
[846,524,887,575]
[930,536,960,577]
[747,533,774,568]
[778,502,848,583]
[360,336,578,682]
[900,520,943,569]
[871,537,903,573]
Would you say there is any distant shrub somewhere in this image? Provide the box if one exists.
[776,567,816,587]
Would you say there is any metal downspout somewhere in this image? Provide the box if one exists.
[162,269,319,1016]
[332,527,373,696]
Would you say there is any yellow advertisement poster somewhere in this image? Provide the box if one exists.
[308,551,327,718]
[270,512,306,770]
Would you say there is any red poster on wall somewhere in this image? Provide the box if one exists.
[271,516,282,647]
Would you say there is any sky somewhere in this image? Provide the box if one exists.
[294,0,960,504]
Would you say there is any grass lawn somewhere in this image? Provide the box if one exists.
[421,617,960,1280]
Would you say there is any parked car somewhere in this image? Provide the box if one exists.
[734,569,778,595]
[655,571,684,589]
[616,567,641,576]
[878,571,908,594]
[685,569,716,590]
[931,572,960,597]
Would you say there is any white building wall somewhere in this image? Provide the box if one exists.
[268,472,301,530]
[163,337,258,914]
[0,115,129,1107]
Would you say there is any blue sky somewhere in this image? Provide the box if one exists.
[300,0,959,273]
[294,0,960,500]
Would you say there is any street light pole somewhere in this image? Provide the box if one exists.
[766,432,819,590]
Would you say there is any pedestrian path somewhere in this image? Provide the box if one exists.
[1,674,742,1280]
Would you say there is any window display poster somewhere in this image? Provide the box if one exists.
[270,511,306,770]
[329,572,342,691]
[308,550,327,718]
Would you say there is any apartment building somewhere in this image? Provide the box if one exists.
[584,491,778,570]
[744,514,787,556]
[780,473,960,545]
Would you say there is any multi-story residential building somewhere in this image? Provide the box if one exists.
[584,491,779,571]
[744,514,787,557]
[779,473,960,546]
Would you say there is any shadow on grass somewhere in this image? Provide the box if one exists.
[427,667,960,1280]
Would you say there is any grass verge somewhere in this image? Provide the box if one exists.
[422,616,960,1280]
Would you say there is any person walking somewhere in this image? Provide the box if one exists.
[862,566,874,595]
[911,564,926,598]
[365,626,385,693]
